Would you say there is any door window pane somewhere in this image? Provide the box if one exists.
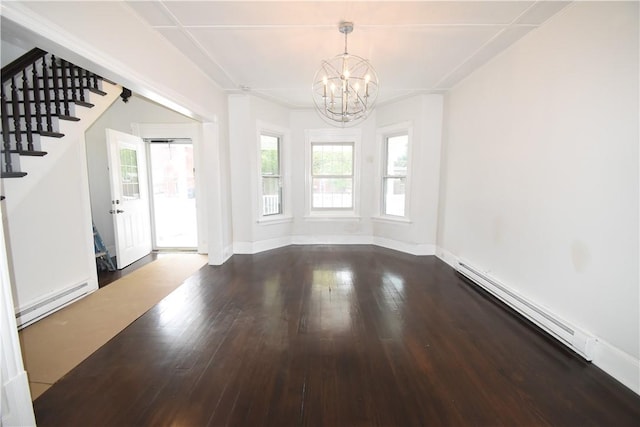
[120,148,140,199]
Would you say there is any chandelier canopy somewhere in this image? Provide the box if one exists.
[312,21,379,126]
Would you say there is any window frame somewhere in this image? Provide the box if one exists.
[256,123,292,224]
[375,122,413,222]
[305,128,361,219]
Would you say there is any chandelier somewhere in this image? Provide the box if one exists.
[312,21,379,126]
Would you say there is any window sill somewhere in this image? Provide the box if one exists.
[257,215,293,225]
[371,215,412,224]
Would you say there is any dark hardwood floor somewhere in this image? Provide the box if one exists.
[35,246,640,426]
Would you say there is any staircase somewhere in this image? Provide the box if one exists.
[1,48,121,327]
[1,48,112,181]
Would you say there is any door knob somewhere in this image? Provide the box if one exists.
[109,209,125,214]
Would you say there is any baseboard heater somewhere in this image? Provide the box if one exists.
[15,282,90,329]
[457,260,596,361]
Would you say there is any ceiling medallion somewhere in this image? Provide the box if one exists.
[312,21,379,126]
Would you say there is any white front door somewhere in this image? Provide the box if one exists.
[106,129,152,269]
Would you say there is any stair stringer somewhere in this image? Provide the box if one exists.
[1,81,121,324]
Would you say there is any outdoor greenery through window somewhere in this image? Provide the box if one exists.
[311,143,354,209]
[383,134,408,216]
[260,134,282,216]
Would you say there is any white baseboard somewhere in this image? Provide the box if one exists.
[591,338,640,395]
[436,247,640,396]
[1,370,36,426]
[291,235,373,246]
[233,236,292,254]
[435,246,458,268]
[373,237,435,256]
[208,244,235,266]
[231,235,435,256]
[222,244,234,263]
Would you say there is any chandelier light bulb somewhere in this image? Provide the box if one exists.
[312,21,379,126]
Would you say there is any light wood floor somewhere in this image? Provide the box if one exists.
[34,246,640,426]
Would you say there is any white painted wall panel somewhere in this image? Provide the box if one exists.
[439,2,639,363]
[374,95,443,248]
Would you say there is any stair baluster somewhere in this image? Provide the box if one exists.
[69,63,78,103]
[32,58,44,134]
[60,59,71,117]
[1,86,14,173]
[78,68,86,102]
[50,56,62,117]
[92,73,99,92]
[22,70,34,152]
[10,77,23,153]
[41,56,54,132]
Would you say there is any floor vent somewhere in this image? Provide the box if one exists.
[457,260,596,361]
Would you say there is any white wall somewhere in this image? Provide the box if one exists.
[227,94,444,253]
[85,96,198,254]
[289,110,377,242]
[228,95,293,251]
[0,39,28,67]
[438,2,639,391]
[2,84,120,312]
[374,95,443,254]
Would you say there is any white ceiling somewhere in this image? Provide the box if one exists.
[125,1,569,109]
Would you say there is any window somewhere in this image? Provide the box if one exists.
[305,129,360,218]
[382,134,408,216]
[119,147,140,199]
[260,133,282,216]
[311,143,354,210]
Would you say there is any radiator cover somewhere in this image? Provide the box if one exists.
[457,260,597,361]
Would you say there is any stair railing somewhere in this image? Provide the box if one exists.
[1,48,107,178]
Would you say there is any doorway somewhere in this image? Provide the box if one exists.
[147,138,198,249]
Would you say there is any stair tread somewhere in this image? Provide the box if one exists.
[11,113,80,121]
[9,130,64,138]
[73,100,94,108]
[12,99,94,108]
[58,115,81,122]
[1,172,28,178]
[3,150,48,157]
[40,131,65,138]
[88,87,108,96]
